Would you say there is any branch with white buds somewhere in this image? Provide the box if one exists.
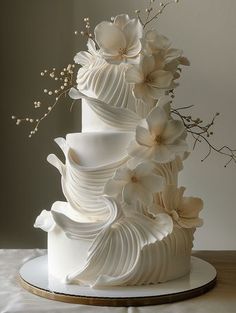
[12,64,76,138]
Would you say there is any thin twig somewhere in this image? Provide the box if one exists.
[171,106,236,167]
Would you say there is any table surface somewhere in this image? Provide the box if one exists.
[0,249,235,313]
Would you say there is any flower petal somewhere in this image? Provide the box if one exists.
[141,174,164,193]
[153,144,174,163]
[123,18,142,57]
[180,197,203,218]
[104,179,124,196]
[147,85,166,99]
[136,125,154,147]
[95,22,126,56]
[133,83,156,105]
[145,30,171,51]
[164,59,179,73]
[167,139,188,154]
[125,66,144,84]
[141,55,156,77]
[148,70,173,88]
[177,217,203,228]
[165,48,182,59]
[162,120,185,144]
[146,106,168,135]
[114,14,130,29]
[134,161,154,177]
[179,56,190,66]
[114,166,132,181]
[127,140,154,160]
[122,182,137,204]
[123,182,153,205]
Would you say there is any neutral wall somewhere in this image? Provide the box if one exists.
[1,0,236,249]
[0,0,80,248]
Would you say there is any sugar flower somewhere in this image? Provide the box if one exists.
[94,14,142,64]
[154,185,203,228]
[104,162,164,206]
[125,54,173,105]
[144,30,190,79]
[128,105,188,163]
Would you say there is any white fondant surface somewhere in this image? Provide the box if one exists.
[82,99,115,132]
[66,132,134,167]
[48,225,92,282]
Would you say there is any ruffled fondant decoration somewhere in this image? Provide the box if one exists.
[154,185,203,228]
[69,88,141,131]
[51,197,122,240]
[153,155,188,185]
[72,40,156,119]
[65,197,173,287]
[47,137,129,219]
[34,210,56,232]
[75,55,138,110]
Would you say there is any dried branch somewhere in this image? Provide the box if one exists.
[134,0,180,29]
[12,64,76,137]
[171,106,236,167]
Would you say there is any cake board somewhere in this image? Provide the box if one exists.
[19,255,217,306]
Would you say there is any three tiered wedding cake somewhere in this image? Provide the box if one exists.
[34,13,203,288]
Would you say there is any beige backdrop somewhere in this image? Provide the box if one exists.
[1,0,236,249]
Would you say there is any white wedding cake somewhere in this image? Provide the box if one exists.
[34,14,203,288]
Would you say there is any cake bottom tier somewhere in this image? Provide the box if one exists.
[48,225,195,288]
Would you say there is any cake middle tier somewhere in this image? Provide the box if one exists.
[66,131,134,167]
[47,132,134,219]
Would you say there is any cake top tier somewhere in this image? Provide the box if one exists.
[69,14,189,132]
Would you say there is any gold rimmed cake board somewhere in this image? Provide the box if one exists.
[19,255,217,307]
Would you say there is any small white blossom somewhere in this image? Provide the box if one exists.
[104,162,164,206]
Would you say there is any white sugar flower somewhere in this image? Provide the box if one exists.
[125,54,173,105]
[154,185,203,228]
[144,30,190,79]
[104,162,164,206]
[144,30,179,58]
[128,105,188,163]
[94,14,142,64]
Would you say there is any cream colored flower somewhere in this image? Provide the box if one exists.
[94,14,142,64]
[128,105,188,163]
[104,162,164,206]
[154,185,203,228]
[144,30,190,79]
[125,54,173,105]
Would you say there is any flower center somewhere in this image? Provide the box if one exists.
[119,47,127,57]
[145,75,153,84]
[155,135,163,145]
[131,176,139,183]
